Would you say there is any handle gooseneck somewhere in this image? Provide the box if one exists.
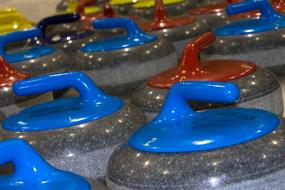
[92,17,154,41]
[102,3,116,17]
[0,139,54,180]
[158,81,240,119]
[92,18,141,36]
[13,72,107,103]
[178,32,215,72]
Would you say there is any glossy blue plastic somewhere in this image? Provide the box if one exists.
[0,28,55,63]
[0,138,91,190]
[3,72,123,132]
[37,13,80,37]
[214,0,285,36]
[129,81,280,153]
[81,18,157,52]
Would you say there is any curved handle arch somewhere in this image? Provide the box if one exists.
[13,72,107,103]
[158,81,240,119]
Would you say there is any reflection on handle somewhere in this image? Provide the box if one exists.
[37,13,80,36]
[13,72,107,103]
[0,139,53,179]
[0,28,41,54]
[226,0,281,21]
[158,81,240,119]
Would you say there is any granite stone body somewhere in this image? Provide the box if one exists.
[106,119,285,190]
[193,12,238,28]
[149,18,211,55]
[7,49,68,76]
[0,101,147,180]
[196,0,226,7]
[76,38,177,96]
[131,68,283,120]
[203,29,285,76]
[130,1,195,19]
[112,4,133,15]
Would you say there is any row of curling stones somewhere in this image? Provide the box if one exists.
[137,0,211,56]
[203,0,285,76]
[0,57,53,117]
[0,72,147,182]
[132,32,283,120]
[0,17,177,97]
[0,139,105,190]
[73,17,177,97]
[110,0,194,17]
[3,13,102,58]
[107,81,285,190]
[129,0,195,19]
[67,3,141,37]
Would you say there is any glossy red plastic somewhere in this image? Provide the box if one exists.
[272,0,285,12]
[139,0,195,32]
[0,56,31,88]
[148,32,257,89]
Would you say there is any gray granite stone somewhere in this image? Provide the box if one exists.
[75,37,177,96]
[193,12,237,28]
[106,119,285,190]
[0,100,147,181]
[195,0,226,7]
[8,48,68,76]
[112,4,134,16]
[131,67,283,119]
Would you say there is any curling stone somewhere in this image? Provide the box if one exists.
[0,138,107,190]
[107,81,285,190]
[204,0,285,76]
[0,27,67,76]
[0,72,147,181]
[132,32,283,120]
[75,18,177,97]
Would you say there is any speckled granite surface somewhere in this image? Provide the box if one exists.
[75,38,177,96]
[106,119,285,190]
[0,101,147,181]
